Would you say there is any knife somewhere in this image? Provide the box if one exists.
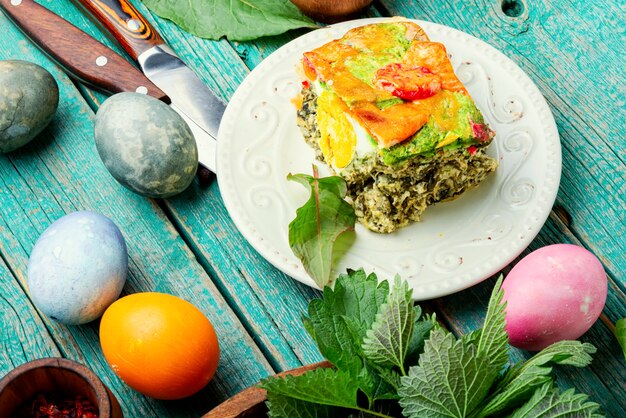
[0,0,223,175]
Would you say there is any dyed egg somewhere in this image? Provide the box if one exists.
[94,93,198,198]
[99,292,220,400]
[0,60,59,153]
[27,211,128,325]
[502,244,607,351]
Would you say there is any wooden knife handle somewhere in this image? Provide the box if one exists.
[0,0,168,101]
[73,0,165,61]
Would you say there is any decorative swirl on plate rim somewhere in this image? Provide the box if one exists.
[241,101,280,178]
[424,209,515,281]
[456,61,477,85]
[217,17,562,299]
[394,256,423,280]
[480,213,515,242]
[432,251,464,272]
[498,129,536,206]
[271,73,301,99]
[249,186,289,235]
[333,255,386,281]
[500,179,536,207]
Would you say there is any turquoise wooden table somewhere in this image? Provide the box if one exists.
[0,0,624,416]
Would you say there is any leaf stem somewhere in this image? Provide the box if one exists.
[399,364,407,376]
[354,406,394,418]
[312,164,322,242]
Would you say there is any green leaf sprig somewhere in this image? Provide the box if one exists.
[287,166,356,288]
[142,0,317,41]
[260,270,604,418]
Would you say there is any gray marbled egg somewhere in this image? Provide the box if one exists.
[95,93,198,198]
[0,60,59,153]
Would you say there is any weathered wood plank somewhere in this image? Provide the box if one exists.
[0,239,60,374]
[134,3,385,371]
[0,13,275,417]
[167,183,325,369]
[45,0,328,371]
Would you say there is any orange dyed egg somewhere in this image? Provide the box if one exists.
[99,292,219,400]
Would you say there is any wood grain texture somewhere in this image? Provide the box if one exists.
[67,0,626,407]
[0,0,168,100]
[433,213,626,416]
[74,0,165,60]
[0,252,60,375]
[0,12,274,417]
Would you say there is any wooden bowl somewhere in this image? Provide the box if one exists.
[290,0,374,23]
[0,357,123,418]
[203,360,332,418]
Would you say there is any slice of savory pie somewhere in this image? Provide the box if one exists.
[295,21,498,233]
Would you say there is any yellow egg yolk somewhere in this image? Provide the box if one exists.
[316,90,357,169]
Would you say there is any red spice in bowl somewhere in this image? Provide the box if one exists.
[10,393,98,418]
[0,358,122,418]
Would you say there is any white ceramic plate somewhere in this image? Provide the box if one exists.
[217,18,561,300]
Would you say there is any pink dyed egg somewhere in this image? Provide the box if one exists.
[502,244,607,351]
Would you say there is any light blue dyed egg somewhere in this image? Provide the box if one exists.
[27,211,128,325]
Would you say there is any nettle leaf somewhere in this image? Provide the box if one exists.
[302,270,388,373]
[142,0,317,41]
[615,318,626,362]
[476,341,597,417]
[303,298,363,374]
[405,310,436,367]
[260,368,359,410]
[370,366,403,393]
[497,341,596,390]
[399,329,498,418]
[507,383,603,418]
[288,170,356,288]
[335,269,389,341]
[473,275,509,371]
[266,392,333,418]
[362,276,415,375]
[473,374,552,418]
[357,363,400,403]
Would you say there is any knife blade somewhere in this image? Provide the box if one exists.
[0,0,221,174]
[72,0,225,175]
